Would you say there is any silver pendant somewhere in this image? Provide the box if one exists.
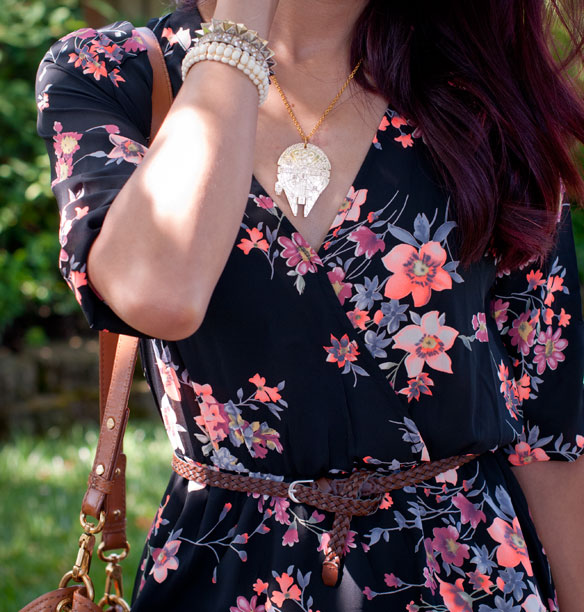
[275,143,331,217]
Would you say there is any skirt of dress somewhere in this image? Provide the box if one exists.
[131,450,557,611]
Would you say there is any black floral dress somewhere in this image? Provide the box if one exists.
[36,8,584,612]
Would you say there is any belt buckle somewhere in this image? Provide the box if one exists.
[288,479,315,504]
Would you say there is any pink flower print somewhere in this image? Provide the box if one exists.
[122,29,148,53]
[156,357,181,401]
[282,524,299,547]
[330,187,367,228]
[248,373,281,402]
[382,241,452,307]
[398,372,434,402]
[393,311,458,377]
[363,586,376,601]
[577,435,584,448]
[53,130,82,157]
[324,333,360,368]
[54,157,74,185]
[508,311,538,356]
[150,538,181,583]
[451,493,486,529]
[238,228,270,255]
[327,267,353,305]
[508,441,550,466]
[423,537,440,574]
[438,578,474,612]
[533,326,568,374]
[491,298,510,331]
[253,194,275,209]
[487,517,534,576]
[384,573,402,587]
[107,134,147,164]
[471,312,489,342]
[278,233,323,275]
[37,91,50,112]
[432,526,469,566]
[230,596,266,612]
[348,226,385,259]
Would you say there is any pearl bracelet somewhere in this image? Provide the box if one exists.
[181,41,271,105]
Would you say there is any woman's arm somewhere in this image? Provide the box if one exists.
[87,0,278,340]
[511,458,584,610]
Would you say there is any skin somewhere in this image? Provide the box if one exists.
[86,1,584,606]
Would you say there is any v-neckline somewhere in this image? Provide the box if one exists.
[250,105,389,258]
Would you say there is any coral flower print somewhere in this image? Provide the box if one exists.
[487,517,533,576]
[438,578,474,612]
[393,311,459,377]
[107,134,147,164]
[382,241,452,306]
[150,537,181,584]
[508,442,550,466]
[533,327,568,374]
[270,573,301,607]
[249,373,281,402]
[324,334,360,368]
[278,233,323,275]
[330,186,367,228]
[238,228,270,255]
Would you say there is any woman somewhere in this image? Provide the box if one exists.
[36,0,584,609]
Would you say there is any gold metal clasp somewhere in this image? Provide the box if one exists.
[97,559,131,611]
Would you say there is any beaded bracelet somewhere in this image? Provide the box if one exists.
[181,19,275,106]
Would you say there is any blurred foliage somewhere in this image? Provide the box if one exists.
[0,421,171,610]
[0,0,583,345]
[0,0,96,343]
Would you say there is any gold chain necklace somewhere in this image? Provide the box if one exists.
[272,59,363,217]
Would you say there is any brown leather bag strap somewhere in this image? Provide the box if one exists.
[137,26,174,142]
[81,26,174,542]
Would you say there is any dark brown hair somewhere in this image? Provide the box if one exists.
[185,0,584,270]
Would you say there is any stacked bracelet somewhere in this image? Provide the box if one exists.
[181,19,275,106]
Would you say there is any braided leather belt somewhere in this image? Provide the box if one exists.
[172,452,478,586]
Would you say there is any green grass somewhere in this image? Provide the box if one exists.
[0,421,172,611]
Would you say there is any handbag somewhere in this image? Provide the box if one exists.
[20,25,173,612]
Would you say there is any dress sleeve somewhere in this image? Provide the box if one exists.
[35,22,156,337]
[489,203,584,463]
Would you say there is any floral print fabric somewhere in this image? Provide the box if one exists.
[36,8,584,611]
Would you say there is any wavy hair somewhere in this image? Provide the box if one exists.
[184,0,584,270]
